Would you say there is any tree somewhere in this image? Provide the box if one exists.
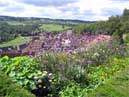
[123,8,129,16]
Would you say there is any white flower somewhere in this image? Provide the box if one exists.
[42,71,48,76]
[38,85,42,88]
[34,76,38,80]
[37,79,42,83]
[49,80,52,82]
[94,52,99,56]
[48,73,52,77]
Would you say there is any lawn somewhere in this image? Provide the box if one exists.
[0,36,31,47]
[39,24,71,32]
[88,66,129,97]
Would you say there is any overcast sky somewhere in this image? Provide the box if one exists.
[0,0,129,21]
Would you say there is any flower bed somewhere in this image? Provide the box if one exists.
[1,42,129,97]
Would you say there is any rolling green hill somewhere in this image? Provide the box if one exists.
[0,15,95,26]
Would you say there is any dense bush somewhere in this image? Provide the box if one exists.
[0,71,35,97]
[76,39,129,66]
[123,33,129,44]
[0,56,55,96]
[59,82,88,97]
[88,64,129,97]
[40,52,89,84]
[59,57,129,97]
[35,40,129,96]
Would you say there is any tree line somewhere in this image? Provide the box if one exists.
[74,9,129,44]
[0,22,40,43]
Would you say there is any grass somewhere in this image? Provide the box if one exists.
[87,66,129,97]
[0,36,31,47]
[39,24,71,32]
[7,21,72,33]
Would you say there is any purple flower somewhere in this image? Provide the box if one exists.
[87,60,93,64]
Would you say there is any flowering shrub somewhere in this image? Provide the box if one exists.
[1,39,129,97]
[59,57,129,97]
[87,57,129,92]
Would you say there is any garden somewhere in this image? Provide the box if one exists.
[1,33,129,97]
[0,8,129,97]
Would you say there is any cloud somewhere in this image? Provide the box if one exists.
[3,6,24,12]
[58,6,80,13]
[0,2,7,6]
[102,8,122,16]
[110,0,129,2]
[17,0,77,7]
[0,0,129,21]
[74,0,129,20]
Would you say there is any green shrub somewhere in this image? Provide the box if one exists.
[60,57,129,97]
[39,44,129,96]
[87,57,129,93]
[0,56,54,94]
[65,64,89,85]
[59,82,88,97]
[88,65,129,97]
[40,52,89,96]
[76,39,129,67]
[76,42,112,66]
[0,56,40,90]
[123,33,129,44]
[0,71,35,97]
[41,52,89,83]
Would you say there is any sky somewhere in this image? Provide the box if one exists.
[0,0,129,21]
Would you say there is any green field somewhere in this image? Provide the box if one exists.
[7,21,25,25]
[7,21,72,32]
[39,24,71,32]
[0,36,31,47]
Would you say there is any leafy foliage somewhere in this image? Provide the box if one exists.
[0,56,54,93]
[88,64,129,97]
[0,71,35,97]
[59,57,129,97]
[59,82,88,97]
